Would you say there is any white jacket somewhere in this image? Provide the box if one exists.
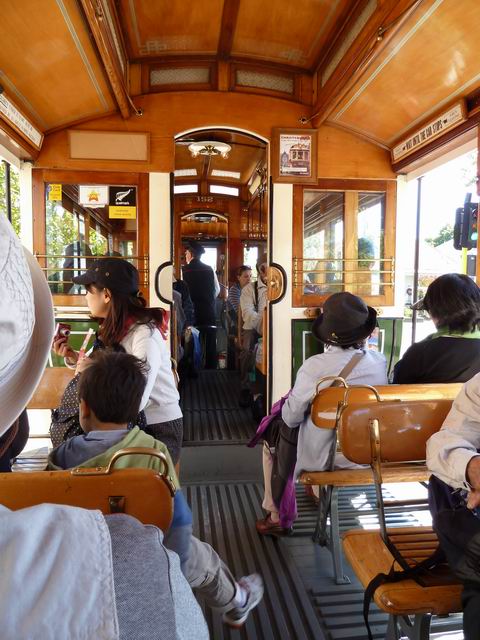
[240,279,267,332]
[121,323,182,424]
[427,373,480,490]
[281,346,388,478]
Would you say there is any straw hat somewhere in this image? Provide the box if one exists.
[0,215,54,435]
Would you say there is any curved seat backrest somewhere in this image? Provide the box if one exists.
[338,398,454,464]
[311,383,462,430]
[1,448,176,531]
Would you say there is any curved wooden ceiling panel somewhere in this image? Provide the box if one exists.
[330,0,480,145]
[119,0,224,58]
[0,0,115,132]
[231,0,351,68]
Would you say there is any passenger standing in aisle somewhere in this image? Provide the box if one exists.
[238,255,267,407]
[52,258,184,465]
[182,240,220,369]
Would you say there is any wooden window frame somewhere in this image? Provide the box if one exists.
[32,169,149,307]
[292,179,396,308]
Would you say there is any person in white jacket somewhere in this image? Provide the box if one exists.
[238,254,267,407]
[53,258,183,464]
[426,374,480,639]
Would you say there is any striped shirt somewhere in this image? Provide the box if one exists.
[228,282,242,313]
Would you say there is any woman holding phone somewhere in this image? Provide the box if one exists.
[52,258,183,464]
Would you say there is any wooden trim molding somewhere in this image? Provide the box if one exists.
[79,0,131,118]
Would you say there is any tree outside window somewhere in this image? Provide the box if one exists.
[0,161,21,236]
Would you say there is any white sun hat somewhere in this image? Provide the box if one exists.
[0,214,54,436]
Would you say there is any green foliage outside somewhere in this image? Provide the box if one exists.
[46,199,108,271]
[425,223,454,247]
[0,162,21,235]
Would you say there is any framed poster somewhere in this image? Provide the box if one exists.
[272,128,317,183]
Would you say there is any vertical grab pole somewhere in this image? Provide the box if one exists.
[411,176,423,345]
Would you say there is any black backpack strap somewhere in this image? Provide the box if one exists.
[254,280,259,313]
[362,546,446,639]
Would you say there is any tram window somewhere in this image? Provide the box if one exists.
[244,246,258,270]
[174,184,198,194]
[44,183,141,298]
[293,181,395,307]
[210,185,239,197]
[303,191,344,296]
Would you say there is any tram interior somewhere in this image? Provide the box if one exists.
[174,129,267,451]
[2,0,480,638]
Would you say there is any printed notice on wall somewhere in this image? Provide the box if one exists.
[79,185,109,207]
[47,184,62,201]
[0,93,43,149]
[108,186,137,219]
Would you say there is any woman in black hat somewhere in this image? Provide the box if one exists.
[52,258,183,464]
[256,292,388,536]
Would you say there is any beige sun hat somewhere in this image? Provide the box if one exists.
[0,215,54,436]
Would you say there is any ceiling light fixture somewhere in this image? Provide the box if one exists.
[188,141,231,159]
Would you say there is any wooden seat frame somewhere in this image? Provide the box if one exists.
[298,378,460,585]
[1,447,176,530]
[339,395,462,640]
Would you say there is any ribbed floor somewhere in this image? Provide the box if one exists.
[187,481,464,640]
[181,370,258,444]
[185,482,327,640]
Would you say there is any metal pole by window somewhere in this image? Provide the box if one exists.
[3,160,12,223]
[411,176,423,345]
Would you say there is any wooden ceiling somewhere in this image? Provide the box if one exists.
[0,0,479,166]
[119,0,354,69]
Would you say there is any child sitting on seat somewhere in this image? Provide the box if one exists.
[47,349,263,629]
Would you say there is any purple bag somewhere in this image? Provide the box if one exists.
[248,393,298,528]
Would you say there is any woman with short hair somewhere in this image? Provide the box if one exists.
[393,273,480,384]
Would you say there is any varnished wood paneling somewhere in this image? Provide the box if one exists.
[119,0,223,58]
[231,0,352,69]
[317,126,395,179]
[0,0,114,131]
[36,93,395,178]
[332,0,480,144]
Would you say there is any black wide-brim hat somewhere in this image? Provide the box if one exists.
[312,292,377,345]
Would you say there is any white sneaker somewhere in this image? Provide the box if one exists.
[222,574,264,628]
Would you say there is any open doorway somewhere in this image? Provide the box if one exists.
[173,129,268,445]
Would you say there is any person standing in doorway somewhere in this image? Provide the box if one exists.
[238,255,268,407]
[182,241,220,369]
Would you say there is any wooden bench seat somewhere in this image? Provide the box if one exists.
[1,448,175,531]
[297,380,460,585]
[27,366,74,410]
[300,464,429,487]
[343,529,462,616]
[337,396,463,639]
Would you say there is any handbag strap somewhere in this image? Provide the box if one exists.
[331,351,364,387]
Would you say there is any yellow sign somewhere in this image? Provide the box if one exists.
[48,184,62,201]
[108,206,137,219]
